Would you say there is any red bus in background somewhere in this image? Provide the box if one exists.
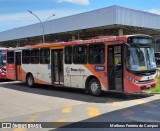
[6,35,158,96]
[0,48,7,79]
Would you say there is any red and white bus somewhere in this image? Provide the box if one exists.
[0,48,7,79]
[6,35,158,96]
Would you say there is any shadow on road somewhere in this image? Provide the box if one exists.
[50,99,160,131]
[0,81,153,103]
[0,79,12,82]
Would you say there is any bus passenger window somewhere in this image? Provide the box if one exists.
[7,51,14,64]
[73,45,87,64]
[89,43,104,64]
[65,46,72,64]
[31,49,39,64]
[40,48,50,64]
[22,50,30,64]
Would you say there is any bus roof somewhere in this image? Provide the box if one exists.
[7,34,152,50]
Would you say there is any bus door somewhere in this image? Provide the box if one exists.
[108,45,123,92]
[51,49,64,85]
[15,51,22,80]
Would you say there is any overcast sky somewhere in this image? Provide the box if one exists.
[0,0,160,32]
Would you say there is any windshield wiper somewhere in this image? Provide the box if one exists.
[126,43,130,47]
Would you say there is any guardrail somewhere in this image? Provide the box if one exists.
[157,68,160,76]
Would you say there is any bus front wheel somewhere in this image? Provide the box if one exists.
[88,78,102,96]
[26,74,34,88]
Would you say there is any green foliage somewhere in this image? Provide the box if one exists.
[151,76,160,93]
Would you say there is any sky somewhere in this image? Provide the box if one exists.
[0,0,160,32]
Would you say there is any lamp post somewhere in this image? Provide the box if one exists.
[28,10,55,43]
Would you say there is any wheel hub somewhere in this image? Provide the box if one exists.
[28,77,33,85]
[91,82,99,93]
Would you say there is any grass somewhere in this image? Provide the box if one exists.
[151,76,160,93]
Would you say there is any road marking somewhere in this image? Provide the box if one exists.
[87,106,100,118]
[61,106,72,113]
[121,110,134,116]
[56,118,66,122]
[27,115,39,122]
[112,102,123,107]
[133,100,145,104]
[55,118,68,128]
[13,128,26,131]
[13,115,38,131]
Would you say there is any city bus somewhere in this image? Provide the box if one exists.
[155,52,160,68]
[6,34,158,96]
[0,48,7,79]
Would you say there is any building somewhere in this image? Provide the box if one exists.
[0,5,160,63]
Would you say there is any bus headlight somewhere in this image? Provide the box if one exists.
[128,76,138,83]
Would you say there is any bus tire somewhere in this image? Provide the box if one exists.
[88,78,102,96]
[26,74,34,88]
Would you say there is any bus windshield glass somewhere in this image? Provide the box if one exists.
[127,37,153,44]
[0,50,6,69]
[126,46,156,71]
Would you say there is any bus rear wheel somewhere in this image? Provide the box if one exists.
[26,74,34,88]
[88,78,102,96]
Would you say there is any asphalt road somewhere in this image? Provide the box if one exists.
[0,80,159,131]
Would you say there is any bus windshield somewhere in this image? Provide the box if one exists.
[126,46,156,71]
[0,50,6,69]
